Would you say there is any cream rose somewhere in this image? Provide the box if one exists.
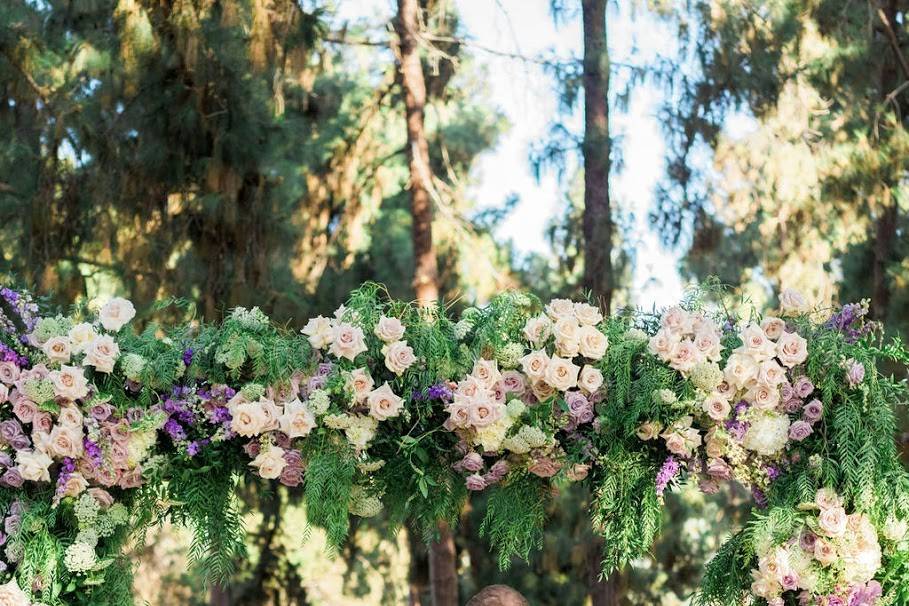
[702,393,731,421]
[724,353,759,389]
[552,317,580,358]
[573,302,603,326]
[520,350,549,380]
[636,421,662,441]
[522,314,552,346]
[818,507,848,537]
[50,365,90,401]
[48,425,83,459]
[648,327,679,360]
[761,316,786,340]
[43,336,72,364]
[578,365,604,393]
[776,332,808,368]
[815,487,842,511]
[661,306,692,334]
[374,316,405,343]
[367,383,403,421]
[471,359,502,389]
[468,399,503,428]
[757,359,786,386]
[279,399,316,438]
[16,449,53,482]
[543,355,580,391]
[258,399,282,432]
[530,379,556,402]
[83,335,120,373]
[99,297,136,332]
[329,323,368,361]
[545,298,576,320]
[348,368,374,402]
[747,383,781,410]
[58,405,83,428]
[669,339,701,373]
[250,446,287,480]
[577,325,608,360]
[384,340,416,376]
[301,316,334,349]
[231,401,268,437]
[693,328,722,362]
[0,578,29,606]
[738,323,776,360]
[779,288,809,316]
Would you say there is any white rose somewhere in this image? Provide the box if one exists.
[737,323,776,360]
[301,316,334,350]
[693,328,722,362]
[16,449,53,482]
[573,302,603,326]
[779,288,809,316]
[50,365,90,401]
[68,322,97,354]
[99,297,136,332]
[471,359,502,389]
[43,336,72,364]
[577,325,608,360]
[48,425,83,459]
[520,350,549,380]
[522,315,552,346]
[384,340,416,376]
[578,365,604,393]
[0,578,29,606]
[279,399,316,438]
[329,323,368,361]
[374,316,405,343]
[776,332,808,368]
[249,446,287,480]
[367,383,403,421]
[348,368,374,403]
[545,298,576,320]
[83,335,120,373]
[543,355,580,391]
[231,401,268,437]
[661,306,692,334]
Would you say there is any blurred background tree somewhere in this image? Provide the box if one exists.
[1,0,906,605]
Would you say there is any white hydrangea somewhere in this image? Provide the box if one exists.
[64,542,97,573]
[454,320,474,340]
[474,417,512,452]
[496,342,525,370]
[743,412,791,456]
[689,361,723,392]
[348,486,383,518]
[502,435,531,454]
[323,413,350,430]
[308,389,330,416]
[120,353,147,382]
[518,425,549,449]
[505,400,526,419]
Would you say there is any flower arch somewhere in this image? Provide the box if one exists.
[0,282,905,605]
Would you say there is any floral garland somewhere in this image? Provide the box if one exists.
[0,282,904,605]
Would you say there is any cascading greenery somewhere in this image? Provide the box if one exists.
[0,281,905,605]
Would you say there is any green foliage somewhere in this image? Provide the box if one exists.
[479,476,550,569]
[303,443,356,550]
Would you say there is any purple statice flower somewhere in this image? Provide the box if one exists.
[410,389,424,402]
[825,303,874,344]
[724,420,748,442]
[655,456,681,497]
[54,457,77,498]
[732,400,749,419]
[164,419,186,441]
[210,406,231,425]
[83,438,103,467]
[427,383,453,402]
[182,348,194,366]
[765,464,781,481]
[186,439,210,457]
[752,487,767,508]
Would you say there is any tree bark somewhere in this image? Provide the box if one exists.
[395,0,440,306]
[428,520,459,606]
[581,0,614,314]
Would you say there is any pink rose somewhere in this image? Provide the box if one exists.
[11,399,37,424]
[528,457,561,478]
[465,473,487,491]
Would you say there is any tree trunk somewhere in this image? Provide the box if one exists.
[581,0,614,314]
[395,0,440,306]
[582,1,621,603]
[872,0,902,322]
[395,2,455,605]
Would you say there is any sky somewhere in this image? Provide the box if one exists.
[332,0,685,309]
